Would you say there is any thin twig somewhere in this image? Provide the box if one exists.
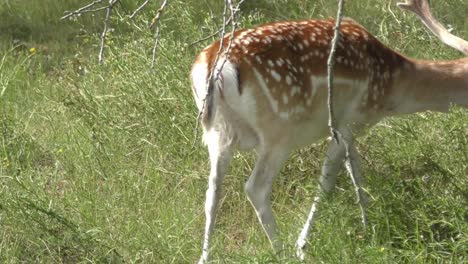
[61,0,120,64]
[189,16,233,46]
[150,0,169,68]
[99,1,118,64]
[61,0,105,20]
[191,0,244,149]
[67,6,111,17]
[326,0,367,230]
[61,0,169,65]
[344,147,367,229]
[130,0,152,19]
[214,0,238,79]
[149,0,169,29]
[191,0,245,46]
[327,0,345,143]
[151,26,162,68]
[191,2,229,149]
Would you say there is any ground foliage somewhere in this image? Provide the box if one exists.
[0,0,467,263]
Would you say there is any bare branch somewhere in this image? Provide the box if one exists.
[192,3,229,149]
[192,0,244,148]
[327,0,345,142]
[99,1,119,64]
[66,6,111,17]
[213,0,239,79]
[149,0,169,29]
[342,136,367,230]
[326,0,367,230]
[61,0,171,65]
[189,16,233,46]
[130,0,152,19]
[150,0,169,68]
[190,0,245,46]
[61,0,106,20]
[61,0,120,64]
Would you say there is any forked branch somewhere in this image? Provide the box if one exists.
[327,0,367,230]
[61,0,170,64]
[327,0,345,142]
[150,0,169,68]
[192,0,245,148]
[397,0,468,55]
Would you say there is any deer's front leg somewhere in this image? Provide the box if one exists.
[199,130,232,264]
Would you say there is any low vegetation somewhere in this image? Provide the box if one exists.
[0,0,466,262]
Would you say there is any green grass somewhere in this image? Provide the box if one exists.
[1,0,467,263]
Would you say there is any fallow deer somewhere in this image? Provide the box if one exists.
[190,0,467,262]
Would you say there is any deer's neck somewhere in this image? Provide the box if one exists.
[389,57,468,115]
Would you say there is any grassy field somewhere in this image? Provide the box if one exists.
[1,0,467,263]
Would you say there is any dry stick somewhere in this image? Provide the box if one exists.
[191,2,229,150]
[61,0,105,20]
[150,0,169,68]
[99,1,118,64]
[61,0,120,64]
[130,0,152,19]
[61,0,168,65]
[327,0,344,142]
[215,0,240,79]
[189,16,233,46]
[68,6,111,16]
[344,141,367,229]
[190,0,245,46]
[191,0,244,149]
[327,0,367,230]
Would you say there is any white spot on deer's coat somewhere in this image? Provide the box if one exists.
[255,56,263,64]
[271,70,282,82]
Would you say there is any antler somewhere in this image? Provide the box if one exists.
[397,0,468,55]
